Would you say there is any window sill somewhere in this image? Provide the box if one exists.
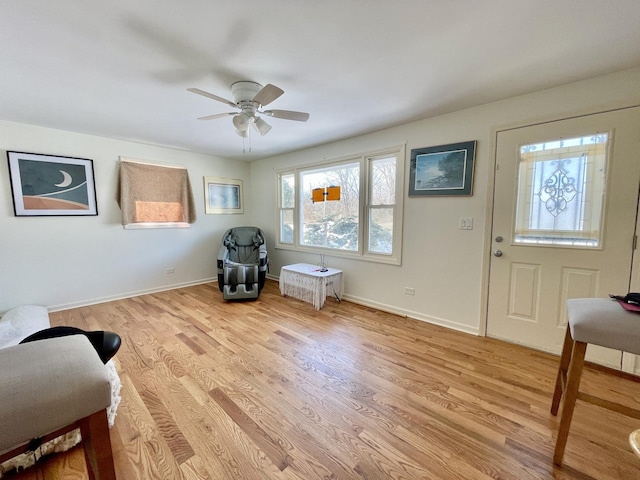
[123,222,191,230]
[274,243,401,266]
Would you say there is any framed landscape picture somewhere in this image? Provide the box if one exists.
[409,141,477,196]
[204,176,243,214]
[7,151,98,216]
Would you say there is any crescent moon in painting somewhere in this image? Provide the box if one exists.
[55,170,73,188]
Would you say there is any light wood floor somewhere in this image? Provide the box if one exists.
[7,280,640,479]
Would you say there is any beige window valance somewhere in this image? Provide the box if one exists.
[117,158,196,227]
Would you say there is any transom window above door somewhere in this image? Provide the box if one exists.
[514,133,609,248]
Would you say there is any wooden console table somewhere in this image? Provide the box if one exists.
[279,263,343,310]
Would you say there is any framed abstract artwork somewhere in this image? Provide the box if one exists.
[409,141,477,196]
[7,151,98,216]
[204,176,244,214]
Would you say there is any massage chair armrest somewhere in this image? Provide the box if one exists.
[216,244,230,271]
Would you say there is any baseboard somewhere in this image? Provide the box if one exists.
[47,277,216,312]
[50,275,480,338]
[267,273,479,336]
[342,293,480,336]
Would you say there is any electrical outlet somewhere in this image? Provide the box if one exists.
[404,287,415,295]
[165,267,175,274]
[459,217,473,230]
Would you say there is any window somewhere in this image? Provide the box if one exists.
[118,158,196,229]
[277,146,404,264]
[514,134,609,247]
[368,156,396,254]
[279,173,295,244]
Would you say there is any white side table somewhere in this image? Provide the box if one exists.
[279,263,343,310]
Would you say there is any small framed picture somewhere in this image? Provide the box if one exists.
[409,141,477,196]
[204,176,243,214]
[7,151,98,216]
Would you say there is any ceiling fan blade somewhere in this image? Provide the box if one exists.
[262,109,310,122]
[187,87,237,108]
[252,83,284,106]
[197,112,236,120]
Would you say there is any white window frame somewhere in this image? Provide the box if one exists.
[276,145,405,265]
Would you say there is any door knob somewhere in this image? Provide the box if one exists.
[494,249,503,257]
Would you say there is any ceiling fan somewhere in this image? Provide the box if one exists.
[187,81,309,137]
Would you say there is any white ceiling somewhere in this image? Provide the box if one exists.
[2,1,640,161]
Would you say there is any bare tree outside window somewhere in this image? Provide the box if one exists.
[302,163,360,250]
[368,156,396,254]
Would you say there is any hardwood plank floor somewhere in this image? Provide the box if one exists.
[6,280,640,479]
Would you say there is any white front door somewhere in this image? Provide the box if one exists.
[486,107,640,368]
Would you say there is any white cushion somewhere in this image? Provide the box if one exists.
[0,335,111,454]
[567,298,640,355]
[0,305,50,349]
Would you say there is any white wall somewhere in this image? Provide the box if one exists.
[3,67,639,325]
[0,121,250,312]
[249,67,640,335]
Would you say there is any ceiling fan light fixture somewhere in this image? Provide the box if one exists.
[254,116,272,136]
[235,127,249,138]
[232,113,250,131]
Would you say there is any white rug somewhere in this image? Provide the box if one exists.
[0,359,122,477]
